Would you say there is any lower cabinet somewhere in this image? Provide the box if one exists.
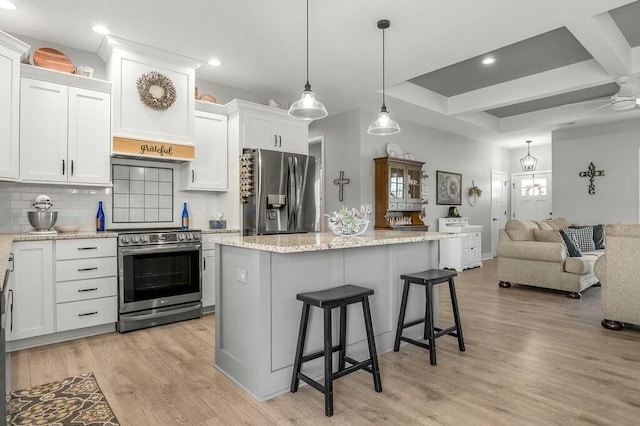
[6,238,117,346]
[202,249,215,308]
[439,232,482,272]
[55,238,117,332]
[6,241,55,342]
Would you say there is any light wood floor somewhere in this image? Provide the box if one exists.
[10,259,640,425]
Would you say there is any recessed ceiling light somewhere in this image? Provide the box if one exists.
[91,24,110,35]
[208,58,222,67]
[0,0,17,10]
[482,56,495,65]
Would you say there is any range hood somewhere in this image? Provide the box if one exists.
[97,36,200,162]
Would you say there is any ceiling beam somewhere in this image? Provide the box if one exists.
[566,12,631,78]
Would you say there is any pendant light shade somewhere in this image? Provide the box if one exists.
[368,19,400,136]
[520,140,538,171]
[288,0,327,121]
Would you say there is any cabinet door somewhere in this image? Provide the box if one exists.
[202,249,216,308]
[7,241,55,341]
[67,87,111,184]
[185,111,228,191]
[20,78,68,182]
[406,166,422,209]
[0,44,21,180]
[278,118,307,154]
[243,110,278,150]
[388,164,405,210]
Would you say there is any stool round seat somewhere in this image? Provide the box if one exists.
[291,284,382,417]
[394,268,465,366]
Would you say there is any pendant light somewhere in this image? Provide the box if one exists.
[288,0,327,121]
[520,140,538,171]
[368,19,401,135]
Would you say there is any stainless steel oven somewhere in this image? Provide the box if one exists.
[116,229,202,332]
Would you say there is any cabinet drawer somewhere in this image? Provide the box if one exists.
[56,257,116,282]
[388,202,398,211]
[56,277,117,303]
[56,296,117,332]
[56,238,116,260]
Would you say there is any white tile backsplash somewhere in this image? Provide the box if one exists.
[0,183,110,233]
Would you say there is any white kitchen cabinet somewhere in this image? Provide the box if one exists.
[238,103,308,154]
[19,65,111,185]
[6,241,55,342]
[0,32,29,181]
[55,238,117,332]
[439,231,482,272]
[181,109,228,191]
[202,249,216,309]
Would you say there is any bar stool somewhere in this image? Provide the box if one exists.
[290,284,383,417]
[393,269,465,365]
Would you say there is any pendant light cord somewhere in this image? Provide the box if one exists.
[306,0,309,85]
[382,25,386,109]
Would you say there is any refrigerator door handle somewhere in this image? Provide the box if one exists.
[294,157,302,230]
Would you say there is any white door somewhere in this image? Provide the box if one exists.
[511,172,552,221]
[243,110,278,150]
[20,78,68,182]
[202,249,215,308]
[278,118,307,154]
[491,170,508,257]
[68,87,111,185]
[0,44,21,180]
[188,110,228,190]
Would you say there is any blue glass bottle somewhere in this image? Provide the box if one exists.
[181,202,189,230]
[96,201,105,232]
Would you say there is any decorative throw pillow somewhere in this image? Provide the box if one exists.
[592,224,605,250]
[559,230,582,257]
[563,227,595,252]
[533,229,562,243]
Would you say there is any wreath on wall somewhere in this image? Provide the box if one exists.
[136,71,177,111]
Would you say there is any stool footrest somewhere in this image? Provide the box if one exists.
[434,326,458,339]
[332,359,372,380]
[300,344,343,363]
[298,373,325,393]
[401,317,426,329]
[400,336,431,350]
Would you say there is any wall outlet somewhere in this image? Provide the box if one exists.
[236,268,248,283]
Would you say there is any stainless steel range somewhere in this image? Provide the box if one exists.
[115,228,202,333]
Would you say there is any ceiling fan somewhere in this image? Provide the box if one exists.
[573,77,640,111]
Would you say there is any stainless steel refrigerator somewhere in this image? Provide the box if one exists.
[242,149,317,236]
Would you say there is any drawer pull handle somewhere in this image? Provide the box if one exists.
[77,247,98,250]
[78,311,98,317]
[78,288,98,292]
[77,267,98,272]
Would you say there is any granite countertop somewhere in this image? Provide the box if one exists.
[215,230,463,253]
[200,229,240,234]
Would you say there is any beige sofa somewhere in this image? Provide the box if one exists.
[497,218,603,298]
[594,224,640,330]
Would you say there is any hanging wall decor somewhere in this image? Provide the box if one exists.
[436,170,462,205]
[136,71,177,111]
[578,162,605,195]
[333,171,350,202]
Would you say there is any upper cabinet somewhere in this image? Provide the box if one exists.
[0,31,29,181]
[181,104,228,191]
[19,65,112,185]
[98,36,199,153]
[228,100,309,155]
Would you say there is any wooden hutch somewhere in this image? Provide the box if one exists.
[374,156,426,229]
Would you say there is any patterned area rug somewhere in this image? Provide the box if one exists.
[7,372,119,426]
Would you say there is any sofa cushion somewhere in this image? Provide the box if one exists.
[546,217,570,230]
[535,221,554,231]
[505,220,538,241]
[559,230,582,257]
[565,254,599,274]
[533,229,562,243]
[564,227,596,252]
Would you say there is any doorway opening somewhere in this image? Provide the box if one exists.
[308,136,325,231]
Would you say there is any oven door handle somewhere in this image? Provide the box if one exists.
[119,243,202,256]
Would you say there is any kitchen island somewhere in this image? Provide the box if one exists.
[214,230,460,401]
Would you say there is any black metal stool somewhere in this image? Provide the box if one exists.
[290,284,383,417]
[393,269,465,365]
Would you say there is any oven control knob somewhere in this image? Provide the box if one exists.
[194,232,201,241]
[132,235,139,243]
[178,234,185,241]
[140,235,149,243]
[120,236,129,244]
[186,233,193,240]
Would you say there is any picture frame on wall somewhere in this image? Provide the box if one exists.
[436,170,462,205]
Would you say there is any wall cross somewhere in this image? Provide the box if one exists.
[578,162,605,195]
[333,171,350,202]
